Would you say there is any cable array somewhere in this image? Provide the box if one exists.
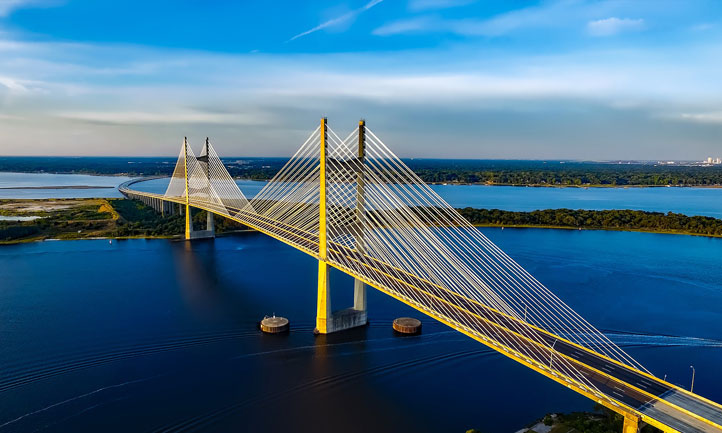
[124,125,722,431]
[164,138,252,216]
[162,125,650,402]
[244,124,650,398]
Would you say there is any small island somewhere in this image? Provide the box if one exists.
[459,207,722,238]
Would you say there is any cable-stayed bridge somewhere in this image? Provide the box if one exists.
[119,119,722,433]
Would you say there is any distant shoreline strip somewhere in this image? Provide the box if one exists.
[0,186,115,190]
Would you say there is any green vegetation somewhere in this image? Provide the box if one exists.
[0,198,247,243]
[500,406,661,433]
[410,161,722,186]
[0,199,117,242]
[110,199,184,237]
[3,198,721,243]
[458,208,722,237]
[3,157,722,186]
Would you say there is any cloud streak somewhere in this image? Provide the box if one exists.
[374,0,583,37]
[408,0,475,12]
[587,17,645,37]
[0,0,52,17]
[288,0,383,42]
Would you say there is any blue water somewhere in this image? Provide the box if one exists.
[3,173,722,218]
[0,172,130,199]
[430,184,722,218]
[131,178,722,218]
[0,229,720,432]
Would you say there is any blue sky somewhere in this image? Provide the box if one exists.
[0,0,721,159]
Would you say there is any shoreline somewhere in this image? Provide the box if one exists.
[426,182,722,189]
[0,185,115,190]
[472,223,722,239]
[2,170,722,189]
[2,224,719,246]
[2,198,721,245]
[0,229,255,245]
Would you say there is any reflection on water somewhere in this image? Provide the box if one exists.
[0,229,721,432]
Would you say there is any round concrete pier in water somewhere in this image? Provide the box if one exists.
[393,317,421,334]
[260,315,289,334]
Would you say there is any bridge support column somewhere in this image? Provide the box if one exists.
[354,279,366,311]
[185,204,192,240]
[622,415,639,433]
[314,118,367,334]
[183,137,215,241]
[206,210,215,235]
[187,211,215,240]
[353,119,368,319]
[314,262,368,334]
[316,261,331,333]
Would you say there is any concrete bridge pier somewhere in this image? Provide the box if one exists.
[206,211,215,235]
[185,208,216,240]
[622,415,639,433]
[315,263,368,335]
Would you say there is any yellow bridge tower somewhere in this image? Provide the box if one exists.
[315,118,369,334]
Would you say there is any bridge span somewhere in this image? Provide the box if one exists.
[119,119,722,433]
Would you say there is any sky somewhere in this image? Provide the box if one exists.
[0,0,721,159]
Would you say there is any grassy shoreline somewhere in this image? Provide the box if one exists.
[0,198,247,244]
[2,198,722,245]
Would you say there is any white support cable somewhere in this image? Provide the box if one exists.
[364,128,647,371]
[151,124,665,398]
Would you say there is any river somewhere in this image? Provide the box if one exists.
[0,229,720,432]
[1,172,721,432]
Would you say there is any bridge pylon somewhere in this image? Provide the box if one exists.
[180,137,216,240]
[315,118,368,334]
[183,137,192,240]
[622,415,640,433]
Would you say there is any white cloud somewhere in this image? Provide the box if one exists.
[0,0,53,17]
[408,0,475,12]
[0,75,29,92]
[373,17,435,36]
[690,22,714,32]
[679,112,722,124]
[288,0,383,42]
[0,13,721,157]
[375,0,583,37]
[587,17,645,37]
[56,110,275,126]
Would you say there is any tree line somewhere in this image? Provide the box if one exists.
[2,157,722,186]
[457,208,722,236]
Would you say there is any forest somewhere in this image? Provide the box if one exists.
[458,208,722,236]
